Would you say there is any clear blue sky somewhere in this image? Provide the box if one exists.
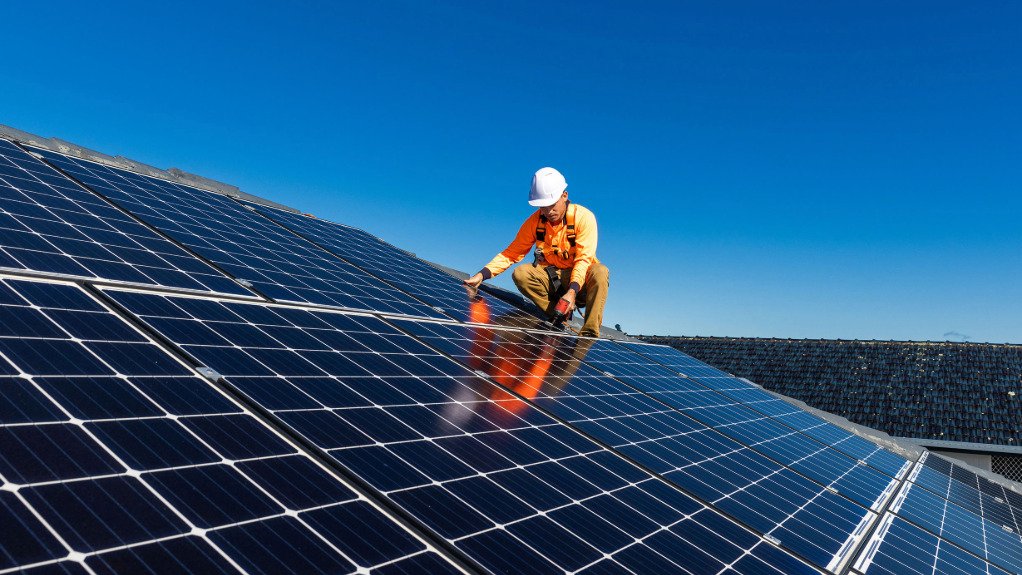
[2,1,1019,342]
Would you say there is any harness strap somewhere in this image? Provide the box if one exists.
[534,203,577,259]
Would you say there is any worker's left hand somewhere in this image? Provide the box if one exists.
[559,288,577,313]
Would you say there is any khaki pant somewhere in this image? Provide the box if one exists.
[512,262,610,337]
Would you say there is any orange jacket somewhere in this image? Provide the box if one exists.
[483,202,599,291]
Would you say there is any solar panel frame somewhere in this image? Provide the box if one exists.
[102,286,826,575]
[0,139,251,297]
[29,147,449,321]
[0,274,466,575]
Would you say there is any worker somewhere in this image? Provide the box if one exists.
[463,167,609,337]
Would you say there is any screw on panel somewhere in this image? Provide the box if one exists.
[763,534,781,546]
[196,367,224,382]
[236,279,254,288]
[242,204,257,211]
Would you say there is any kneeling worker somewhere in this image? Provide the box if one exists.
[463,167,610,337]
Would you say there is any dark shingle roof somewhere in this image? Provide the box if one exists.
[638,336,1022,447]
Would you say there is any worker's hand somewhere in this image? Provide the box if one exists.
[559,288,577,313]
[463,273,484,289]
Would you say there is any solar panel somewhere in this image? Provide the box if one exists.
[854,513,1012,575]
[620,341,910,478]
[248,202,546,329]
[916,452,1022,525]
[29,147,447,320]
[103,287,824,575]
[390,320,891,573]
[878,453,1022,574]
[0,275,463,574]
[0,139,248,296]
[885,475,1022,574]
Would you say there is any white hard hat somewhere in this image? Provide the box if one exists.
[529,167,567,207]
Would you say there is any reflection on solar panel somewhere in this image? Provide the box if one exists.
[619,342,910,477]
[395,321,901,572]
[104,288,820,575]
[1,128,1019,574]
[31,148,446,319]
[248,203,544,329]
[0,276,462,574]
[0,140,247,295]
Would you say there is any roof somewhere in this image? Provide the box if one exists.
[640,335,1022,450]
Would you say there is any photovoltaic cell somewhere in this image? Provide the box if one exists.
[0,139,248,296]
[620,341,911,479]
[0,276,461,574]
[854,513,1012,575]
[248,202,546,329]
[577,340,905,506]
[105,287,823,575]
[30,147,446,319]
[392,320,881,572]
[888,464,1022,574]
[913,452,1022,533]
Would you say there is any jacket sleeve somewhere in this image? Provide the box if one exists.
[568,207,597,290]
[481,212,538,278]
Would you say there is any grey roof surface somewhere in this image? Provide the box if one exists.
[641,335,1022,450]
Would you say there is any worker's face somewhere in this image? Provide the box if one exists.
[540,192,569,223]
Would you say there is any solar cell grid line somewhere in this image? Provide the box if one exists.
[909,453,1022,537]
[101,287,825,575]
[888,476,1022,574]
[29,147,447,321]
[391,320,881,573]
[246,202,548,330]
[919,452,1022,517]
[0,276,466,575]
[577,340,906,511]
[620,341,911,479]
[0,139,250,297]
[852,513,1013,575]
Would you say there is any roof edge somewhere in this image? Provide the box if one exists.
[0,124,301,214]
[899,437,1022,456]
[637,334,1022,347]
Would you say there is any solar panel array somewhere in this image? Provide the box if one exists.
[1,134,1019,574]
[248,202,544,329]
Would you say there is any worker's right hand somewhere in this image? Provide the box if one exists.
[463,273,484,288]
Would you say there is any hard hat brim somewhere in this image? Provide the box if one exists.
[528,196,559,207]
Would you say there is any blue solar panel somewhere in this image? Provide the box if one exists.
[883,459,1022,575]
[854,513,1012,575]
[248,202,546,329]
[915,453,1022,529]
[620,341,911,479]
[0,276,462,574]
[104,287,824,575]
[30,147,447,319]
[391,320,890,572]
[0,139,248,296]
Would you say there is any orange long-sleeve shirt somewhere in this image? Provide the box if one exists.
[482,202,599,291]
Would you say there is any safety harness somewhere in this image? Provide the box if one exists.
[532,203,582,306]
